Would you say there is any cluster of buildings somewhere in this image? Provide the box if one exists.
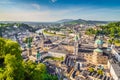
[2,23,120,80]
[108,45,120,80]
[37,27,120,80]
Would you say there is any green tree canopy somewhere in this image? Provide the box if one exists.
[0,38,58,80]
[88,67,94,72]
[4,54,24,80]
[0,38,22,60]
[23,60,58,80]
[97,69,103,75]
[85,22,120,46]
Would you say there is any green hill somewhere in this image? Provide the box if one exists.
[63,19,109,25]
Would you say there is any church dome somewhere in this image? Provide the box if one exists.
[95,39,103,45]
[94,48,103,53]
[107,47,111,51]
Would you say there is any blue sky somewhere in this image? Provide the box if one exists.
[0,0,120,22]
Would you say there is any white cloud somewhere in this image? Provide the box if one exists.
[0,8,71,22]
[1,5,120,22]
[0,1,14,4]
[0,10,52,22]
[31,4,41,10]
[51,0,57,3]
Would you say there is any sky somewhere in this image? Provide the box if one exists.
[0,0,120,22]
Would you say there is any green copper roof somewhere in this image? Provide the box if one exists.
[28,43,31,48]
[27,37,31,48]
[95,39,103,45]
[74,34,79,41]
[107,48,111,51]
[36,51,41,59]
[94,48,103,53]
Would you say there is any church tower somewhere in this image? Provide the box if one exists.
[27,37,32,56]
[74,33,80,55]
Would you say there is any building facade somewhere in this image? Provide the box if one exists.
[84,48,108,65]
[108,59,120,80]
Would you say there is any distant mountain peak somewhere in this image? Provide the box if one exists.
[58,19,109,24]
[56,19,74,23]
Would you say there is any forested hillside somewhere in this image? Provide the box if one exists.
[85,22,120,46]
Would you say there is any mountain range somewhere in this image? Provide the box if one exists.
[0,19,116,25]
[57,19,110,24]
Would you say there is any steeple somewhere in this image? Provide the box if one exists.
[74,33,80,55]
[94,39,103,49]
[27,37,32,56]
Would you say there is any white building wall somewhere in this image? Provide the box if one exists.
[39,52,66,60]
[40,53,49,60]
[112,48,120,62]
[110,65,119,80]
[108,60,120,80]
[48,51,66,58]
[111,44,120,62]
[107,60,111,69]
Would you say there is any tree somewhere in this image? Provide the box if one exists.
[88,67,94,72]
[4,39,22,60]
[0,38,24,80]
[0,73,4,80]
[29,63,49,80]
[85,22,120,46]
[85,28,97,36]
[4,54,25,80]
[97,69,103,75]
[0,38,6,58]
[22,60,36,80]
[0,38,58,80]
[108,39,113,44]
[23,61,47,80]
[23,60,58,80]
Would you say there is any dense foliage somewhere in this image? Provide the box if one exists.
[44,56,64,61]
[43,29,65,37]
[64,19,108,25]
[0,38,58,80]
[88,67,94,72]
[85,22,120,46]
[49,27,61,31]
[85,28,99,36]
[97,69,103,75]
